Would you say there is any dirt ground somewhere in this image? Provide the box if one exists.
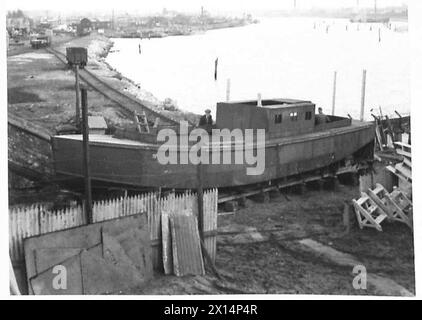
[7,33,197,147]
[215,186,414,295]
[123,182,414,296]
[7,41,130,132]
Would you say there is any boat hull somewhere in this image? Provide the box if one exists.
[52,121,375,189]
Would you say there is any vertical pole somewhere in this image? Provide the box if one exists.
[112,9,115,30]
[226,78,231,102]
[214,57,218,81]
[257,93,262,107]
[196,163,204,240]
[378,27,381,42]
[360,69,367,121]
[75,65,81,123]
[81,87,93,224]
[331,71,337,115]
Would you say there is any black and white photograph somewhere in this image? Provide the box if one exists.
[3,0,419,300]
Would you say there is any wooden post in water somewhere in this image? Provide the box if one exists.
[378,27,381,42]
[226,78,231,102]
[214,57,218,81]
[74,65,81,123]
[81,87,93,224]
[331,71,337,115]
[360,69,367,121]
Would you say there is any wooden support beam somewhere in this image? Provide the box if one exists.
[331,71,337,115]
[197,163,204,240]
[360,69,367,121]
[81,88,93,224]
[75,65,81,122]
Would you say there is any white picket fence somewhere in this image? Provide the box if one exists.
[9,189,218,266]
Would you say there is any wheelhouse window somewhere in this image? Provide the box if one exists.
[305,111,312,120]
[289,112,298,121]
[274,114,282,124]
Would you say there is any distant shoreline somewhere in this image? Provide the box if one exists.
[103,18,258,39]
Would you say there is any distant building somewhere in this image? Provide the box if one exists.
[80,18,92,29]
[6,16,31,34]
[77,18,92,36]
[91,19,112,30]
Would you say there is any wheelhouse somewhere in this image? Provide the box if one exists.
[216,98,351,139]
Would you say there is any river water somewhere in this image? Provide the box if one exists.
[106,17,410,120]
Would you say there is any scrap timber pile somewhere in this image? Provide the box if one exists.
[386,142,412,187]
[25,214,153,294]
[352,116,412,233]
[18,194,221,295]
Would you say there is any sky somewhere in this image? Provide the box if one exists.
[3,0,408,14]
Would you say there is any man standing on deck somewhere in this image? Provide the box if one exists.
[199,109,213,126]
[198,109,213,134]
[315,107,330,125]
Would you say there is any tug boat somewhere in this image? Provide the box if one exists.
[52,98,375,189]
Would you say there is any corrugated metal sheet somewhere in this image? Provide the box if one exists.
[170,214,205,276]
[161,211,173,275]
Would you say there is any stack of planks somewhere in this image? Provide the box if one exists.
[386,142,412,186]
[24,214,153,295]
[161,210,205,277]
[372,110,410,151]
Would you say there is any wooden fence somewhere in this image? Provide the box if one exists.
[9,189,218,267]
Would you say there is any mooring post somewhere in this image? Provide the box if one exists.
[331,70,337,115]
[226,78,231,102]
[81,87,93,224]
[197,162,204,240]
[378,27,381,42]
[74,64,81,123]
[360,69,367,121]
[214,57,218,81]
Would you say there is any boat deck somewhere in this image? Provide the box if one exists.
[54,120,373,149]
